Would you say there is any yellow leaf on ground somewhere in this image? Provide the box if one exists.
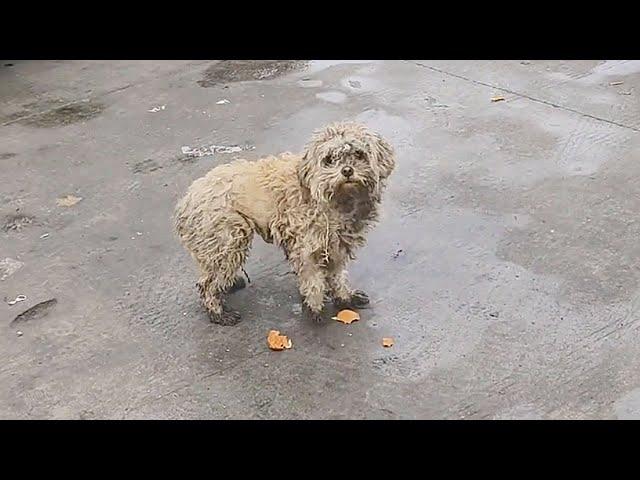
[56,195,82,207]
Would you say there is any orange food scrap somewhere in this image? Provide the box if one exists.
[267,330,292,351]
[382,337,394,348]
[333,309,360,324]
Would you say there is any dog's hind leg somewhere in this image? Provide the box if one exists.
[195,214,253,326]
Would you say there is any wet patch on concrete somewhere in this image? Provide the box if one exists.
[2,213,36,233]
[16,100,106,128]
[492,404,544,419]
[437,133,640,307]
[457,114,560,158]
[614,387,640,419]
[297,78,323,88]
[579,60,640,85]
[495,171,640,305]
[341,75,384,93]
[198,61,306,87]
[0,153,17,160]
[3,98,67,124]
[305,60,376,75]
[316,91,348,104]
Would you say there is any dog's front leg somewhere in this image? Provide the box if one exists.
[328,262,370,310]
[287,249,327,323]
[298,263,328,323]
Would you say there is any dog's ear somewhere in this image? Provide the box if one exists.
[371,133,395,180]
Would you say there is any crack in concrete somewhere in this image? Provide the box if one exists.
[407,61,640,133]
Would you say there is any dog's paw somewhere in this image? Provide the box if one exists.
[334,290,370,309]
[303,305,325,324]
[209,308,241,326]
[351,290,370,307]
[226,275,247,294]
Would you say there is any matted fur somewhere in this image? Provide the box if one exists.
[174,121,395,325]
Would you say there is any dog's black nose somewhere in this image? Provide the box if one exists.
[341,166,354,178]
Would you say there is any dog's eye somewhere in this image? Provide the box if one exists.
[323,156,334,166]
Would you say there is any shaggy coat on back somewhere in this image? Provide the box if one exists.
[175,122,395,325]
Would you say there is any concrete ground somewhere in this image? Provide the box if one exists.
[1,60,640,419]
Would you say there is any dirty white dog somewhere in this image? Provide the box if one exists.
[175,122,395,325]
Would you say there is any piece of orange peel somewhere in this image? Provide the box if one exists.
[333,309,360,324]
[267,330,292,351]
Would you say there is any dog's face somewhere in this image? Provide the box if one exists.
[298,122,395,207]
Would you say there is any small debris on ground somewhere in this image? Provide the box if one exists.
[267,330,293,351]
[56,195,82,207]
[333,309,360,324]
[16,331,23,337]
[609,81,624,86]
[1,258,24,281]
[212,145,243,154]
[148,105,166,112]
[216,99,230,105]
[40,233,50,239]
[181,146,214,158]
[392,249,404,259]
[7,294,26,306]
[3,214,34,232]
[382,337,394,348]
[424,96,449,108]
[180,144,252,158]
[11,298,58,327]
[491,96,506,102]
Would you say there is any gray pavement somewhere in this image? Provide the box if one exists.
[1,60,639,419]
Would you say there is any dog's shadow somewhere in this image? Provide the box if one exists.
[217,276,371,327]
